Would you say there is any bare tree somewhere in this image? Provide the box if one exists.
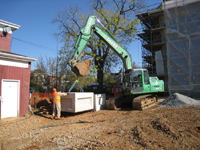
[53,0,146,92]
[35,55,57,91]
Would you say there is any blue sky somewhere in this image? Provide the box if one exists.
[1,0,162,72]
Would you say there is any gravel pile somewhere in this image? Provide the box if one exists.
[158,93,200,108]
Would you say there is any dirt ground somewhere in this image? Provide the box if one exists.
[0,98,200,150]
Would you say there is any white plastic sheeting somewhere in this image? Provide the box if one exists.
[155,50,165,75]
[164,0,200,97]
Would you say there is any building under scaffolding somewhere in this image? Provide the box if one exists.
[136,0,200,97]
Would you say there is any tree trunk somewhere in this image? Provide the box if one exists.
[97,61,104,93]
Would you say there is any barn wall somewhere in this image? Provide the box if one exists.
[0,62,31,118]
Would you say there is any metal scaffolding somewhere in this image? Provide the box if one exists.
[137,0,200,97]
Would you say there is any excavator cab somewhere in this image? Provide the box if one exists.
[122,69,149,93]
[122,69,144,93]
[130,69,144,93]
[122,68,163,95]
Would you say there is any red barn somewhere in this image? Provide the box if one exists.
[0,19,36,119]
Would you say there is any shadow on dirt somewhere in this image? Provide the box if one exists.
[61,111,93,118]
[33,99,94,119]
[197,126,200,132]
[33,99,139,119]
[118,102,139,111]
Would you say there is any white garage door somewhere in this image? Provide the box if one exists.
[1,80,20,119]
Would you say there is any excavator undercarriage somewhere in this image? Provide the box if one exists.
[106,94,158,110]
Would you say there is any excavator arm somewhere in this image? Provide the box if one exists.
[68,16,132,76]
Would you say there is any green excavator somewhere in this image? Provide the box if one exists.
[68,16,164,110]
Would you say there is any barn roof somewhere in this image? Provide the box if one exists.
[0,50,36,62]
[0,19,20,32]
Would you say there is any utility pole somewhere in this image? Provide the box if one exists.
[56,36,58,89]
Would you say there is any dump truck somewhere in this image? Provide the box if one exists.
[68,16,164,110]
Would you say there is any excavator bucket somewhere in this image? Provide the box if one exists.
[71,58,93,77]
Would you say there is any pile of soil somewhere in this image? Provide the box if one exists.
[0,98,200,149]
[158,93,200,108]
[37,99,52,108]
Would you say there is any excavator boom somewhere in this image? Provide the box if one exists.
[68,16,132,76]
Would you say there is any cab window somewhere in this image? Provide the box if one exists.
[131,70,142,82]
[144,70,150,84]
